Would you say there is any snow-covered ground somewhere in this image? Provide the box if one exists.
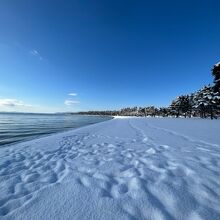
[0,117,220,220]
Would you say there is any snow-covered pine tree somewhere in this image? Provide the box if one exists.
[170,95,192,117]
[188,94,194,117]
[212,62,220,116]
[212,62,220,93]
[193,85,218,119]
[170,97,181,117]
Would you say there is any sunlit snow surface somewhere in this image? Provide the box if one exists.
[0,117,220,220]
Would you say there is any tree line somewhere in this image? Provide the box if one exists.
[76,62,220,119]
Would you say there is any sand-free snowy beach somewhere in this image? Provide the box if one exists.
[0,117,220,220]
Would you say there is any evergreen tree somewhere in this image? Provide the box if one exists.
[212,62,220,93]
[193,85,218,119]
[170,95,191,117]
[212,62,220,116]
[170,97,181,117]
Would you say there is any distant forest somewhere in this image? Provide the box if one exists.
[76,62,220,119]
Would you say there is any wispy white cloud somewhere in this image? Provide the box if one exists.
[30,49,43,60]
[30,49,39,56]
[0,99,32,107]
[68,93,77,96]
[64,99,80,106]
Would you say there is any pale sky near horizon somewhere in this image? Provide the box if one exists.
[0,0,220,113]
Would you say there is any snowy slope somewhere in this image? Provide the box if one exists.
[0,117,220,220]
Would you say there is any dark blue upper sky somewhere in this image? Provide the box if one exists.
[0,0,220,112]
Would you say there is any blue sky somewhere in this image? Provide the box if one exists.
[0,0,220,113]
